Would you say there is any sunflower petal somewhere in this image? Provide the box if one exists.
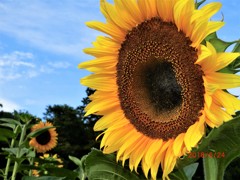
[213,90,240,115]
[157,0,176,22]
[86,21,125,42]
[214,53,240,71]
[173,133,185,156]
[205,72,240,89]
[81,74,117,91]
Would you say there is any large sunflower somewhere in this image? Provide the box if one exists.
[79,0,240,179]
[29,121,58,153]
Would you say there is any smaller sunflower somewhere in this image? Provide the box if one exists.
[29,121,58,153]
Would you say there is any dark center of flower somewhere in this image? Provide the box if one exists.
[117,17,205,140]
[143,60,182,113]
[36,130,51,145]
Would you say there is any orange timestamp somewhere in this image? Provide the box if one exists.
[187,151,225,159]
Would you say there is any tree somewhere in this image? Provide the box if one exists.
[43,88,100,169]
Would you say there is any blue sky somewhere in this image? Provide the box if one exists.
[0,0,239,118]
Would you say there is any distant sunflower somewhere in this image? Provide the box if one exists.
[79,0,240,179]
[32,153,63,177]
[29,121,58,153]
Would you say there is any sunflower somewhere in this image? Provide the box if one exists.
[79,0,240,179]
[29,121,58,153]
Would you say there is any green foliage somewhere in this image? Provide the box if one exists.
[205,32,240,74]
[84,149,142,180]
[43,88,100,169]
[177,116,240,179]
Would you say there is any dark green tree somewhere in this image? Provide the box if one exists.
[43,88,100,169]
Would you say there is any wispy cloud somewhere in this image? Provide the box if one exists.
[0,51,34,67]
[0,0,102,57]
[0,50,72,81]
[0,98,20,112]
[0,51,36,81]
[48,61,71,69]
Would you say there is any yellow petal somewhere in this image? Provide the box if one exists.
[173,133,185,156]
[101,0,132,31]
[204,106,223,127]
[204,93,212,109]
[121,0,143,23]
[213,90,240,115]
[174,0,194,33]
[157,0,176,22]
[205,21,225,39]
[184,119,204,151]
[86,21,125,42]
[151,140,172,180]
[195,44,212,64]
[145,139,163,167]
[163,142,177,180]
[83,46,118,57]
[116,130,142,161]
[214,53,240,71]
[210,103,233,122]
[78,56,117,69]
[94,110,126,131]
[205,72,240,89]
[80,73,117,91]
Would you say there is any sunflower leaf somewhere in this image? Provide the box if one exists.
[69,155,87,180]
[195,0,206,9]
[2,147,18,156]
[0,127,14,142]
[27,126,55,138]
[0,118,21,126]
[205,32,237,52]
[22,176,66,180]
[85,148,142,180]
[170,163,198,180]
[232,40,240,52]
[177,116,240,179]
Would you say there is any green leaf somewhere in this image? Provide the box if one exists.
[85,148,142,180]
[27,126,55,138]
[183,163,199,180]
[170,163,198,180]
[69,155,87,180]
[0,123,16,130]
[0,128,14,142]
[47,167,79,179]
[177,116,240,179]
[205,32,237,52]
[69,155,83,167]
[195,0,206,9]
[0,118,21,126]
[2,148,18,156]
[232,41,240,52]
[22,176,66,180]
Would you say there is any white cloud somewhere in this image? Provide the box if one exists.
[48,61,71,69]
[0,98,20,112]
[0,50,73,81]
[0,51,34,67]
[0,51,36,81]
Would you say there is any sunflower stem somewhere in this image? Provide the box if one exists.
[203,157,220,180]
[4,125,20,180]
[11,124,27,180]
[28,149,35,176]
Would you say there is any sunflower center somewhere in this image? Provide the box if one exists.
[142,59,182,113]
[36,131,51,145]
[117,17,205,140]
